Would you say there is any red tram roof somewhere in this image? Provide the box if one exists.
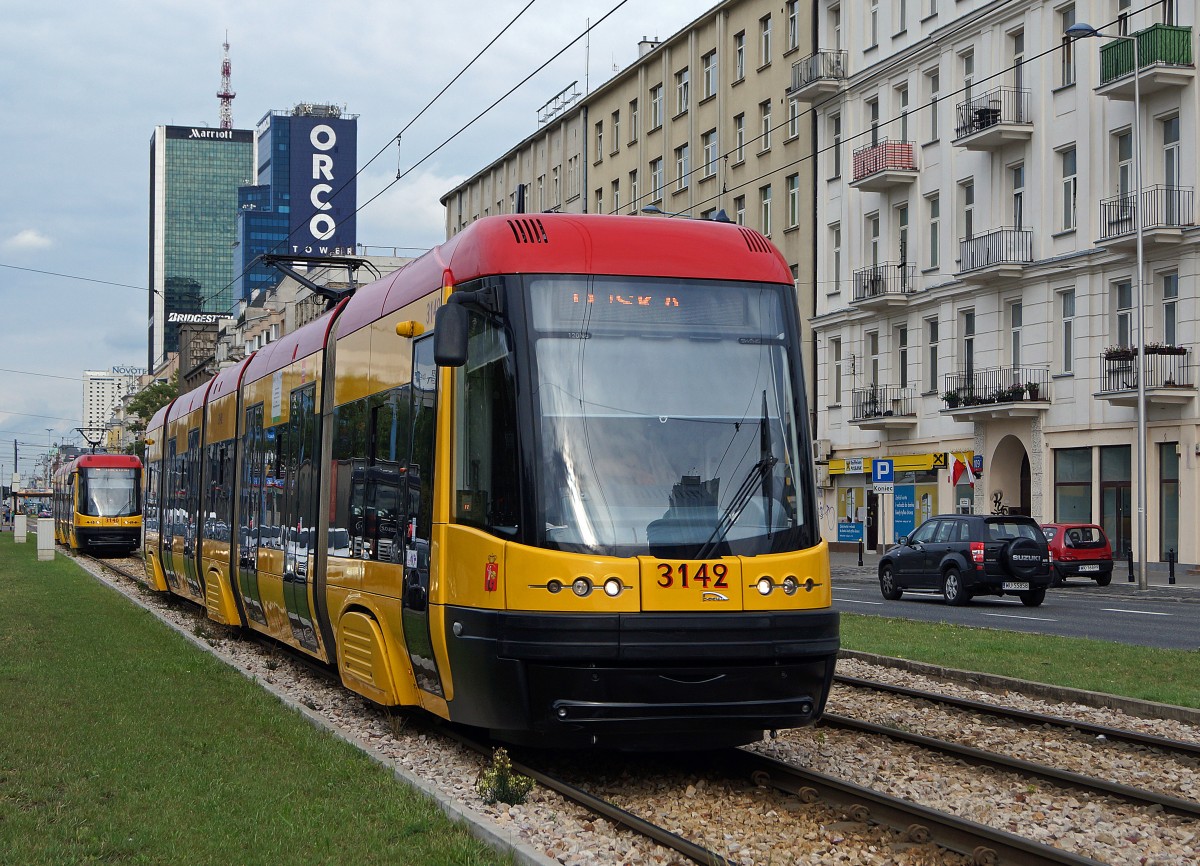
[242,297,348,387]
[206,354,254,402]
[64,453,142,475]
[338,213,792,337]
[166,378,212,425]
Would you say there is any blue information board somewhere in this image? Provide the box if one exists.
[837,521,865,543]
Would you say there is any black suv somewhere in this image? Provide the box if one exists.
[878,514,1052,607]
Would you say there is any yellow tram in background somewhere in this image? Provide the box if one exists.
[53,453,142,555]
[142,214,839,749]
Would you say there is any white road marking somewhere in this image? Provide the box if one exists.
[1100,608,1171,616]
[837,598,885,606]
[983,613,1057,622]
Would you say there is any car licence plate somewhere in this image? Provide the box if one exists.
[1078,564,1100,572]
[1002,582,1030,591]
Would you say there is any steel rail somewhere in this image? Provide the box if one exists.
[822,713,1200,818]
[836,673,1200,758]
[720,750,1108,866]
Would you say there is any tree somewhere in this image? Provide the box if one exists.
[124,373,179,456]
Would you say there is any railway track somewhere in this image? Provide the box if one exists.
[70,550,1200,865]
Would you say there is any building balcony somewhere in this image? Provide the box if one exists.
[850,385,918,430]
[1097,24,1194,99]
[789,49,847,99]
[1098,186,1194,248]
[849,139,918,191]
[957,227,1033,281]
[941,367,1051,421]
[851,263,917,309]
[953,87,1033,149]
[1095,346,1195,406]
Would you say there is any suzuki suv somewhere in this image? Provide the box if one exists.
[878,514,1053,607]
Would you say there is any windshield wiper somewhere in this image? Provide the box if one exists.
[696,391,777,560]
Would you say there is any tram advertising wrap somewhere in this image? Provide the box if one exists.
[142,214,839,750]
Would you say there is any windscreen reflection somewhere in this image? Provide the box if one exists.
[81,468,140,517]
[531,276,804,559]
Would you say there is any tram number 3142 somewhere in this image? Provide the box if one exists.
[657,562,729,588]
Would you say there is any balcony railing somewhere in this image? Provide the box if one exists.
[958,227,1033,274]
[1099,185,1195,239]
[1099,345,1192,392]
[954,86,1030,139]
[852,139,916,182]
[1100,24,1193,86]
[942,367,1050,409]
[790,49,848,92]
[852,263,917,301]
[851,385,917,422]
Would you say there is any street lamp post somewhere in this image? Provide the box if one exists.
[1068,22,1147,589]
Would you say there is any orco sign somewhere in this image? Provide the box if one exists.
[288,115,357,255]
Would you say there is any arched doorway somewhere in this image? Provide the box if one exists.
[989,435,1032,516]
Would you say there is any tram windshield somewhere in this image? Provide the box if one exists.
[529,275,809,559]
[79,467,141,517]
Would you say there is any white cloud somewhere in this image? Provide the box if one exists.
[3,229,52,251]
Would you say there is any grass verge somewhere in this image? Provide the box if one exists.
[0,534,513,866]
[842,613,1200,709]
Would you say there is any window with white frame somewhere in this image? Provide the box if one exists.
[868,331,880,386]
[1011,163,1025,229]
[734,31,745,80]
[1061,147,1078,230]
[830,113,842,177]
[760,15,772,66]
[1011,29,1024,94]
[831,337,843,404]
[897,325,909,388]
[961,179,975,242]
[831,224,842,294]
[831,5,842,50]
[1163,272,1179,346]
[734,113,746,162]
[594,121,603,160]
[1115,280,1133,347]
[787,174,800,228]
[650,84,663,129]
[787,97,800,139]
[869,0,879,47]
[897,85,910,141]
[610,111,620,153]
[702,51,717,99]
[787,1,799,51]
[897,202,909,266]
[926,0,938,18]
[962,310,975,376]
[595,188,603,214]
[675,68,689,115]
[611,179,620,213]
[701,129,718,179]
[896,0,908,34]
[629,169,638,210]
[1009,301,1023,369]
[675,144,689,190]
[1116,130,1132,198]
[629,99,638,143]
[868,213,880,267]
[867,97,880,145]
[1060,5,1076,86]
[760,184,772,235]
[734,195,745,225]
[928,193,940,269]
[1118,0,1130,35]
[759,100,772,151]
[649,158,663,202]
[926,68,940,141]
[552,166,561,205]
[926,317,939,392]
[1164,115,1181,198]
[1060,289,1075,373]
[961,49,974,103]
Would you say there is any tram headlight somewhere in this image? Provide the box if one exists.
[572,577,593,597]
[547,579,563,594]
[757,577,773,596]
[603,577,623,597]
[782,576,799,596]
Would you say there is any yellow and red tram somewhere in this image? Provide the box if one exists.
[53,453,142,554]
[142,214,839,748]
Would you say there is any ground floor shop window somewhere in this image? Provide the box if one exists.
[1100,445,1131,558]
[1160,442,1179,560]
[1054,447,1091,522]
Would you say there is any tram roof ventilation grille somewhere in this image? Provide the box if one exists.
[737,227,772,254]
[506,217,549,244]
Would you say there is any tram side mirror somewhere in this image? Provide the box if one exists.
[434,302,469,367]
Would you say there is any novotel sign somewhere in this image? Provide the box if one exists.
[288,115,357,255]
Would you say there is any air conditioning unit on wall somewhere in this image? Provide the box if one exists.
[815,464,831,488]
[812,438,832,463]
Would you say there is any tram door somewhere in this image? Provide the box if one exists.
[162,437,184,592]
[179,428,204,596]
[401,337,444,697]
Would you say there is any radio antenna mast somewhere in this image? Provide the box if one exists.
[217,33,235,129]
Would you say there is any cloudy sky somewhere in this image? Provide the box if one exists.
[0,0,700,481]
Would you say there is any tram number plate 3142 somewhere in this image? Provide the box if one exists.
[656,562,730,589]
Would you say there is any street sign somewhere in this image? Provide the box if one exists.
[872,458,894,494]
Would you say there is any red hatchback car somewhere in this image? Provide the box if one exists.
[1041,523,1114,586]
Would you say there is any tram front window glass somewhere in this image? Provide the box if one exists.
[529,275,806,558]
[79,468,140,517]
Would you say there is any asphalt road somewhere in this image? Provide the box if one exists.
[831,564,1200,650]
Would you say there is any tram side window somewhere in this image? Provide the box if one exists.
[145,457,160,532]
[331,398,368,558]
[239,404,265,551]
[452,311,520,536]
[205,440,234,540]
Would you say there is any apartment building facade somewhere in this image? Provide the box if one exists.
[441,0,818,388]
[803,0,1197,563]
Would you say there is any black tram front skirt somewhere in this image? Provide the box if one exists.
[441,607,840,749]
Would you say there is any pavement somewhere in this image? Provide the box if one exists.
[829,546,1200,597]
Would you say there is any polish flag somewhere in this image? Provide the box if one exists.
[952,455,975,487]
